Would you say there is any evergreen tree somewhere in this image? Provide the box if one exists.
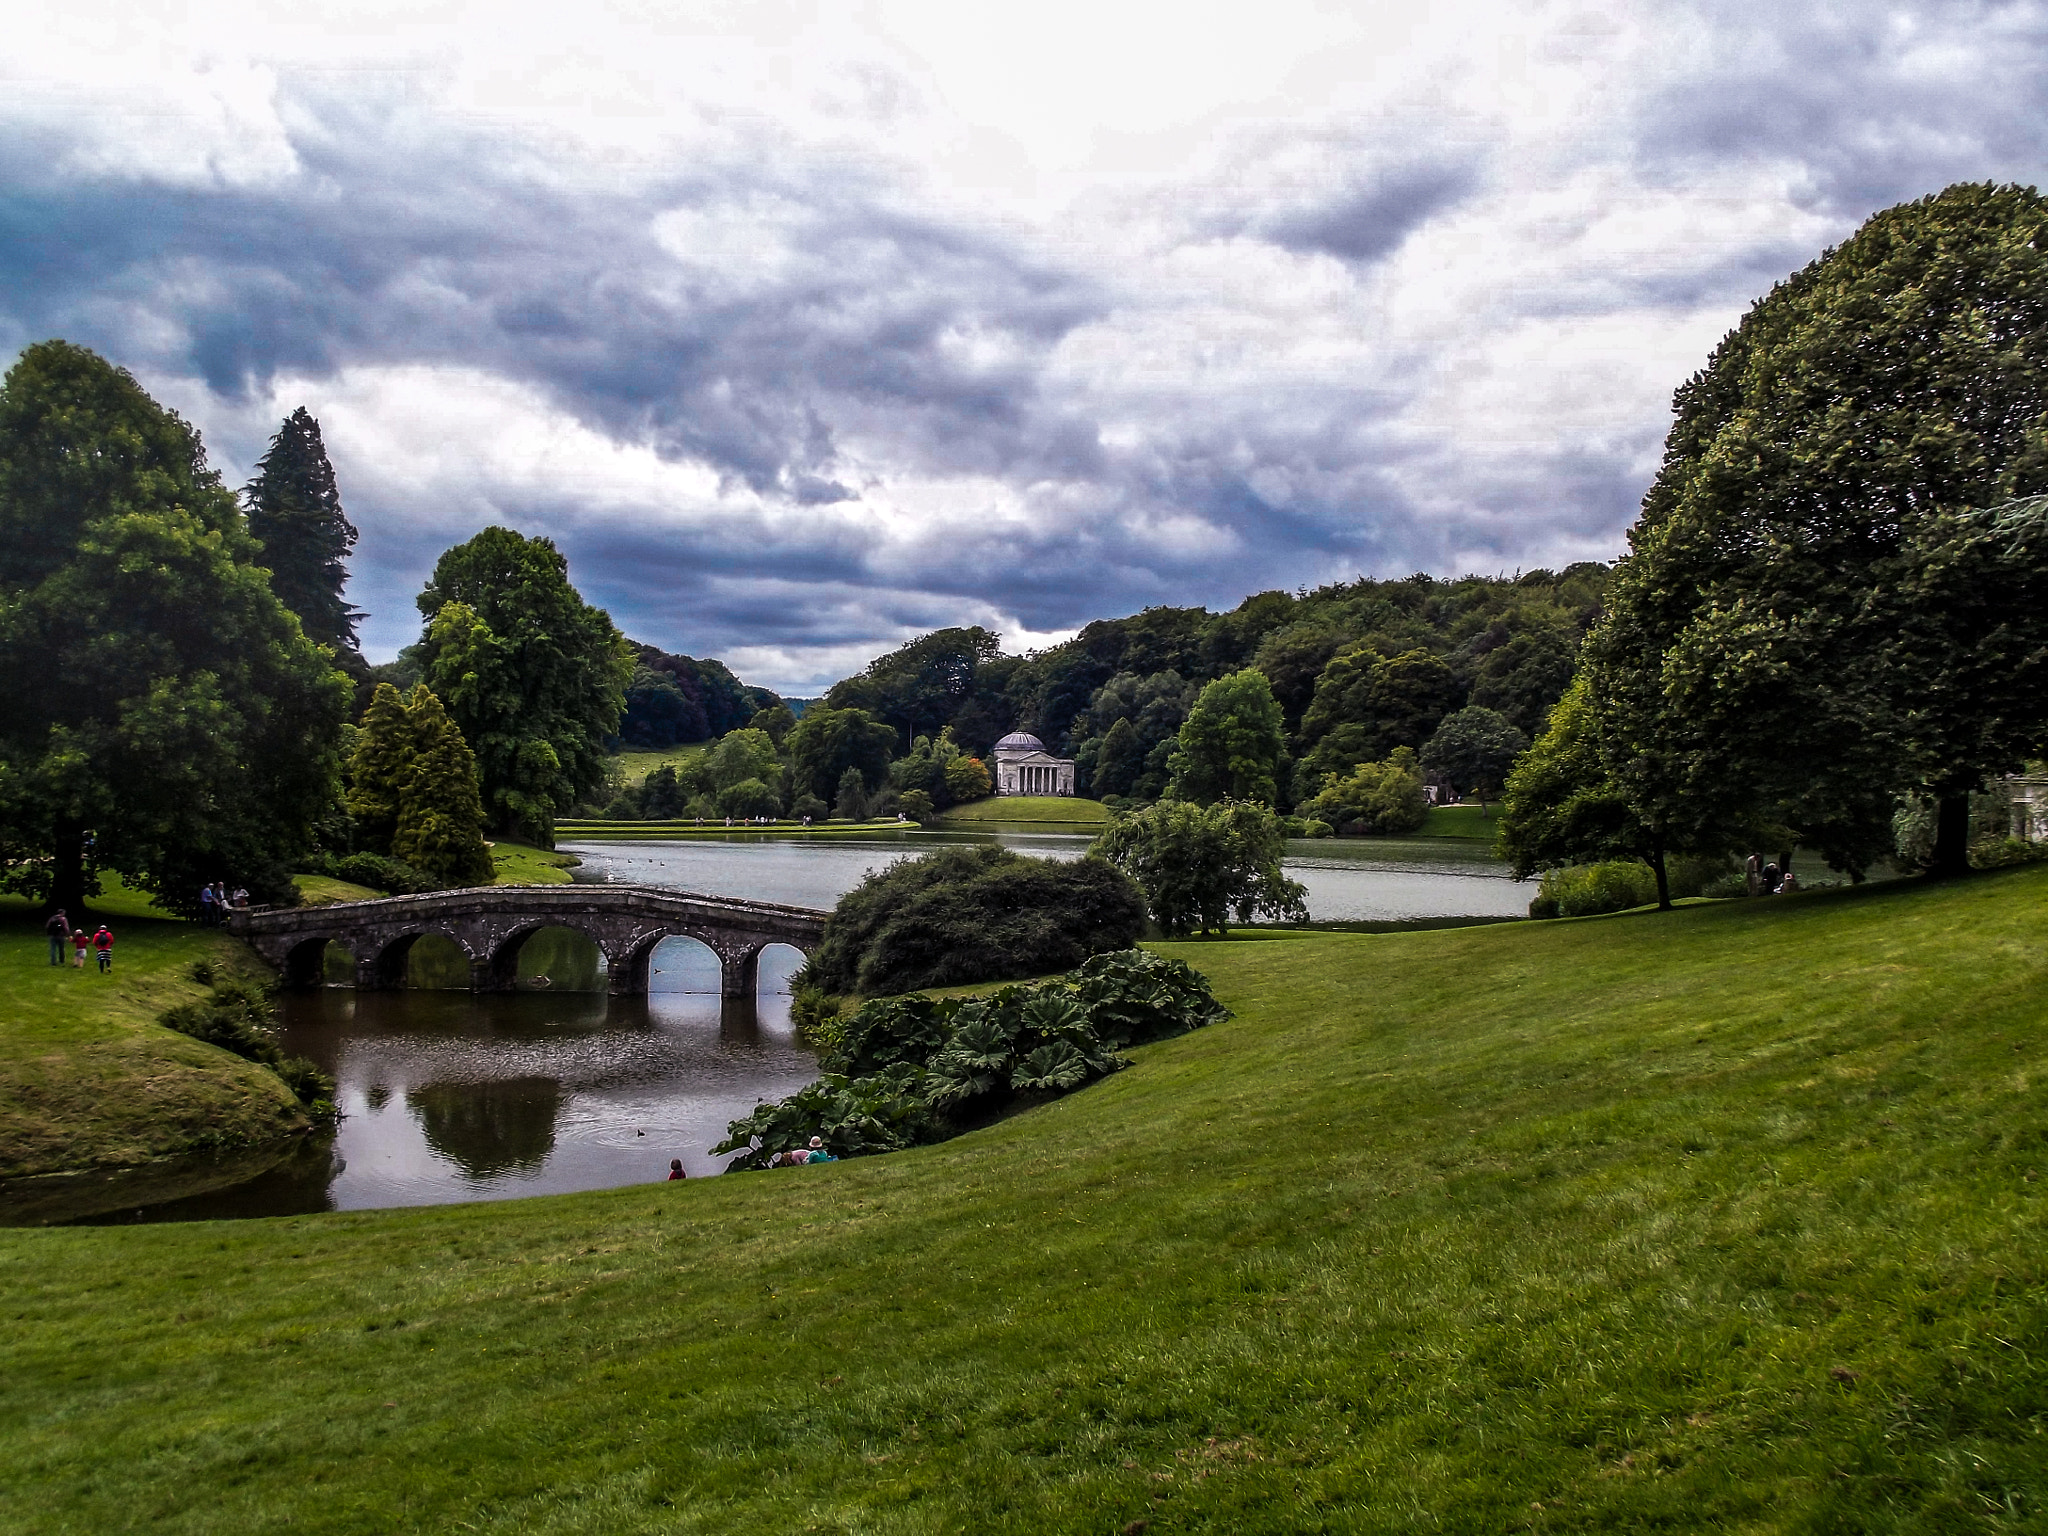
[0,342,351,914]
[243,407,362,660]
[392,686,495,886]
[1091,717,1145,798]
[345,683,415,854]
[416,528,634,846]
[348,683,494,885]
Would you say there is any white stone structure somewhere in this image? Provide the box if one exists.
[992,730,1076,797]
[2011,775,2048,842]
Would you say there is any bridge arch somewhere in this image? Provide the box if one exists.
[231,886,827,998]
[479,921,611,994]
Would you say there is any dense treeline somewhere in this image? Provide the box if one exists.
[619,645,783,747]
[808,568,1606,816]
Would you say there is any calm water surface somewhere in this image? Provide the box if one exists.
[1,824,1529,1226]
[2,943,814,1227]
[562,824,1531,923]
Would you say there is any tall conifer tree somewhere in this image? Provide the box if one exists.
[244,407,362,661]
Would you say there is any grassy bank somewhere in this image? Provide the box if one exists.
[1416,802,1500,839]
[2,868,2045,1531]
[490,839,579,884]
[554,817,909,840]
[938,794,1111,826]
[612,744,709,786]
[0,904,308,1179]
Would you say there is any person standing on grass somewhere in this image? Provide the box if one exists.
[45,908,68,965]
[71,928,89,968]
[198,883,217,928]
[92,924,113,973]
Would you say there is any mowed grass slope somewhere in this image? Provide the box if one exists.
[0,902,307,1178]
[4,870,2047,1532]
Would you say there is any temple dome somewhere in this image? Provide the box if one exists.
[993,731,1046,754]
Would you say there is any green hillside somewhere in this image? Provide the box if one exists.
[3,869,2045,1532]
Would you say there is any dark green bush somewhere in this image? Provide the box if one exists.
[161,978,336,1117]
[306,850,440,895]
[803,845,1148,997]
[1530,854,1734,917]
[716,948,1226,1169]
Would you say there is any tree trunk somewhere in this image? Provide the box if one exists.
[1930,790,1973,878]
[1650,845,1672,910]
[50,818,88,918]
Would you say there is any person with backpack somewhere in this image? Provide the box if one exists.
[92,925,113,973]
[45,908,68,966]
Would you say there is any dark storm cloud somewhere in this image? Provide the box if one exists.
[1255,158,1482,263]
[3,2,2044,692]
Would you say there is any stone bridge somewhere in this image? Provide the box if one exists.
[228,885,828,997]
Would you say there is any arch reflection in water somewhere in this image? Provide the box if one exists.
[259,943,816,1212]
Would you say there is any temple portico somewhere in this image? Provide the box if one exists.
[991,731,1076,797]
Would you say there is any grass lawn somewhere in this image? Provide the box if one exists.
[0,901,307,1179]
[612,744,710,786]
[3,868,2046,1531]
[554,818,909,840]
[939,795,1112,826]
[291,875,383,906]
[1416,802,1502,839]
[490,840,579,885]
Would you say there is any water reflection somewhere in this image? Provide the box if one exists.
[409,1076,562,1178]
[1,941,818,1226]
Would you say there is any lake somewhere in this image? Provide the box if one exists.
[560,824,1532,924]
[1,825,1527,1225]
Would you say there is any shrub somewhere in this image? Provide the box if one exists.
[160,979,336,1116]
[804,845,1148,997]
[897,789,936,825]
[1971,835,2048,869]
[1530,855,1733,917]
[306,850,440,895]
[714,949,1226,1169]
[791,792,829,822]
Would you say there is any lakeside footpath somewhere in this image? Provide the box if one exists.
[1,865,2042,1531]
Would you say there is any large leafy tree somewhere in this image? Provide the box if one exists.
[825,626,1001,751]
[1093,798,1307,937]
[787,705,898,802]
[242,407,362,663]
[1296,645,1464,795]
[1167,668,1288,806]
[1420,706,1528,807]
[1582,183,2048,878]
[415,528,633,846]
[0,341,352,914]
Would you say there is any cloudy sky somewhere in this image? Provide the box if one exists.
[3,1,2044,693]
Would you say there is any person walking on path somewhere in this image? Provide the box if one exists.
[92,924,113,973]
[45,909,68,966]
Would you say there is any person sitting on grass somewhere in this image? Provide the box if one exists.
[93,924,114,973]
[666,1159,686,1181]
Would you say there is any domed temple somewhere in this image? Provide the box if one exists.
[991,730,1076,797]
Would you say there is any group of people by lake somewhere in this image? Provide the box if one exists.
[42,910,114,973]
[663,1136,837,1180]
[197,882,249,927]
